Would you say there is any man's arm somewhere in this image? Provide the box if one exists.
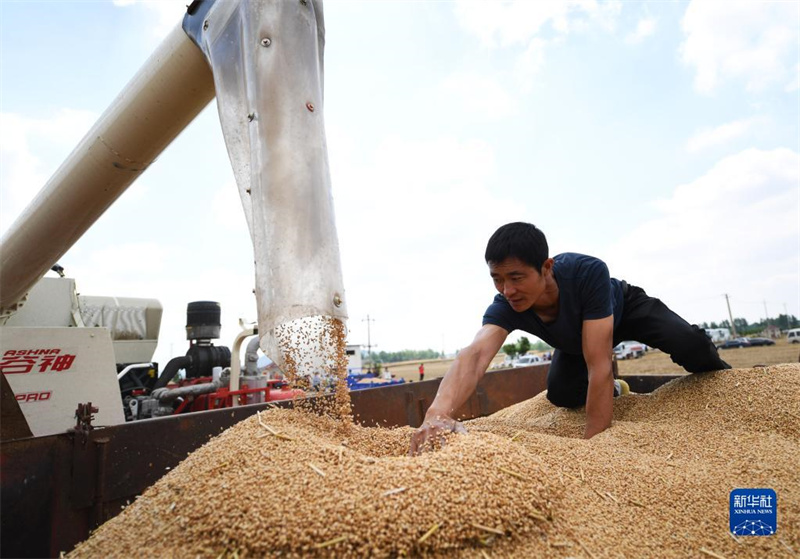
[409,324,508,455]
[582,315,614,439]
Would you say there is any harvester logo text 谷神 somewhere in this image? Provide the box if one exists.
[0,349,77,374]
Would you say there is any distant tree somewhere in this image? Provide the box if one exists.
[502,343,520,359]
[709,322,719,329]
[370,349,442,364]
[518,337,531,355]
[776,314,799,330]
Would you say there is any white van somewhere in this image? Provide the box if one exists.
[787,328,800,344]
[513,354,543,367]
[614,341,646,360]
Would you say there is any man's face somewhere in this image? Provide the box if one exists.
[489,257,548,312]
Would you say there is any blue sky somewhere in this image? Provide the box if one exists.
[2,0,798,365]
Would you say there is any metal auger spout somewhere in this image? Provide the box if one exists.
[183,0,347,368]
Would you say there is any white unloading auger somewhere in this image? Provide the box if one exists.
[184,0,347,370]
[0,0,347,371]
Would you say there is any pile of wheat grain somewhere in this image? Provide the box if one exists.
[69,364,799,559]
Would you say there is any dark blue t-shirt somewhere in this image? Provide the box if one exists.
[482,253,624,355]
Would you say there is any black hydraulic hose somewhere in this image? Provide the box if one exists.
[152,356,191,390]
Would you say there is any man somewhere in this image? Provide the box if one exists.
[419,363,425,382]
[409,222,729,453]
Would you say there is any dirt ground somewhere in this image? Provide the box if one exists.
[383,339,799,382]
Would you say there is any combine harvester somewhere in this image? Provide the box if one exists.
[0,1,680,556]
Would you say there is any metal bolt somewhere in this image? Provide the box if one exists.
[333,294,343,307]
[260,37,271,47]
[306,102,315,112]
[300,0,308,5]
[247,112,255,122]
[203,19,209,31]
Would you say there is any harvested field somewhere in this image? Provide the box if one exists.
[387,340,797,381]
[70,364,799,558]
[617,339,799,376]
[387,356,505,383]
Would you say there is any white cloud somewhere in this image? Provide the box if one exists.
[78,243,173,284]
[681,1,799,94]
[786,63,800,93]
[625,17,656,45]
[454,0,622,48]
[514,38,547,92]
[686,117,765,153]
[452,1,621,96]
[606,148,799,325]
[329,133,525,352]
[435,73,518,122]
[0,110,98,236]
[112,0,186,40]
[211,182,250,236]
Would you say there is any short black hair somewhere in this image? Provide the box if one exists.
[484,222,549,271]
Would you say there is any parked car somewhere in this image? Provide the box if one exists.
[613,341,646,360]
[717,338,751,349]
[787,328,800,344]
[513,354,543,367]
[742,337,775,347]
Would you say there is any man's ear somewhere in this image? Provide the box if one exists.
[541,258,555,275]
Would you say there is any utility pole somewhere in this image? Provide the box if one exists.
[763,300,770,326]
[362,315,376,372]
[725,294,738,337]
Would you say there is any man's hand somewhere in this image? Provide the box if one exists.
[407,325,507,455]
[582,315,614,439]
[408,415,467,455]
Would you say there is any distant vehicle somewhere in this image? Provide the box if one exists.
[742,337,775,347]
[787,328,800,344]
[717,338,751,349]
[613,341,645,360]
[513,354,543,367]
[704,328,731,343]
